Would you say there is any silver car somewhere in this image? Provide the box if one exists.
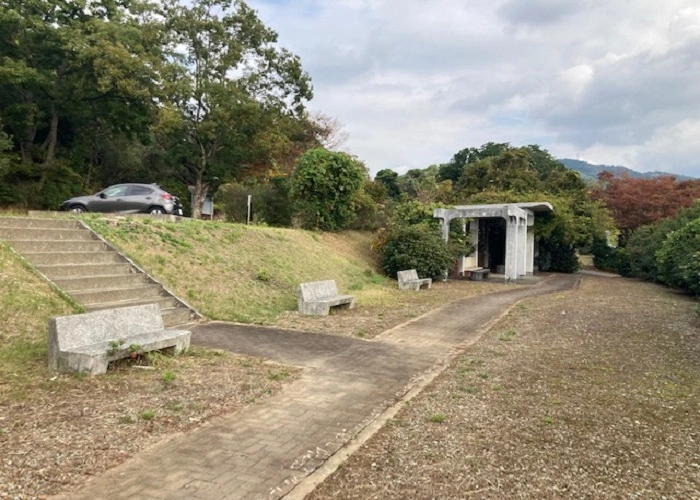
[59,184,184,215]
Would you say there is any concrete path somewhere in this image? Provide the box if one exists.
[64,273,578,500]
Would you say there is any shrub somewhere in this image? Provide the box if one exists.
[380,226,453,280]
[656,218,700,295]
[591,237,631,276]
[290,148,366,231]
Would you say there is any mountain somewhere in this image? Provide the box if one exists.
[559,158,696,181]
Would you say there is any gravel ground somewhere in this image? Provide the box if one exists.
[0,349,299,499]
[309,276,700,499]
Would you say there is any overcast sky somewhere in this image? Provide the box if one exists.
[252,0,700,177]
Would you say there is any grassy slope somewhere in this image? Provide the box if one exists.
[0,244,79,388]
[85,217,385,323]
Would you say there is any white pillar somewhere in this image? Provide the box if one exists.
[526,229,535,274]
[517,218,527,276]
[465,219,479,269]
[504,216,518,281]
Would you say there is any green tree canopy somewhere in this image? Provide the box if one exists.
[290,148,367,231]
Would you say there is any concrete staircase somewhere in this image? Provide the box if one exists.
[0,216,199,327]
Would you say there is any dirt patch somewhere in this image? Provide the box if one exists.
[308,276,700,499]
[0,349,299,499]
[275,279,520,338]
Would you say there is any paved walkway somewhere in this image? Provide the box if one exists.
[63,273,579,500]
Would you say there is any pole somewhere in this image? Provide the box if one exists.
[246,195,252,225]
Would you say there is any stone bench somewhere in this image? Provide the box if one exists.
[397,269,432,290]
[466,267,490,281]
[297,280,355,316]
[48,303,191,376]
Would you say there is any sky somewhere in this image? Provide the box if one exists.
[252,0,700,178]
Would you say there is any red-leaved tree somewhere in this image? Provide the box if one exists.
[591,172,700,242]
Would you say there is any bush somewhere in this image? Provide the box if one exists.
[591,237,631,275]
[290,148,366,231]
[536,223,581,274]
[656,218,700,295]
[625,202,700,282]
[380,226,453,280]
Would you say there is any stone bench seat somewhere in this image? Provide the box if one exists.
[397,269,432,290]
[466,267,490,281]
[48,303,191,376]
[298,280,355,316]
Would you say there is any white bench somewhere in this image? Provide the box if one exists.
[397,269,432,290]
[48,303,191,376]
[297,280,356,316]
[466,267,490,281]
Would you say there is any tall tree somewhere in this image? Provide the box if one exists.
[157,0,313,218]
[590,172,700,242]
[0,0,160,168]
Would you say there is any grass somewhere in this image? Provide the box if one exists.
[0,243,79,391]
[83,217,384,323]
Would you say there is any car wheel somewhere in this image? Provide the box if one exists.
[70,205,87,213]
[149,206,165,214]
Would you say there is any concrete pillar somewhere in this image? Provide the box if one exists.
[504,216,519,281]
[440,217,450,242]
[465,218,479,269]
[517,218,527,276]
[526,229,535,274]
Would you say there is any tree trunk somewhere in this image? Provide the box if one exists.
[21,125,36,164]
[43,106,59,166]
[191,177,208,219]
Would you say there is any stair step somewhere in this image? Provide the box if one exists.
[70,284,164,304]
[0,217,81,229]
[53,274,151,292]
[162,307,197,327]
[37,263,135,279]
[0,227,96,241]
[84,296,181,312]
[6,239,109,253]
[23,251,123,266]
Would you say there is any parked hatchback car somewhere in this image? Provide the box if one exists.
[59,184,184,215]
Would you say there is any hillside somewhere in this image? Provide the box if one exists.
[84,217,385,323]
[559,158,695,181]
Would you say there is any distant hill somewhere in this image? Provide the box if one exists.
[559,158,696,181]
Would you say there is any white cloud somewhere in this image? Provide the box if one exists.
[252,0,700,177]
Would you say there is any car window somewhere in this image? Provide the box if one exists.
[128,186,154,196]
[102,186,128,197]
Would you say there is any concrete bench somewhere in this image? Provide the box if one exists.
[297,280,355,316]
[466,267,490,281]
[48,303,191,376]
[397,269,432,290]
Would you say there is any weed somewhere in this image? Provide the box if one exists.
[107,339,126,356]
[429,413,446,423]
[478,372,490,380]
[161,370,176,387]
[464,385,481,395]
[166,400,183,412]
[128,344,144,359]
[348,281,364,291]
[267,370,290,381]
[355,330,366,338]
[139,410,156,421]
[255,268,272,282]
[543,416,555,425]
[119,415,135,424]
[500,329,517,341]
[73,370,89,381]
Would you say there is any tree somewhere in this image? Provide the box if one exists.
[590,172,700,242]
[157,0,313,218]
[375,169,400,198]
[290,148,366,231]
[380,226,453,280]
[0,0,160,168]
[657,218,700,296]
